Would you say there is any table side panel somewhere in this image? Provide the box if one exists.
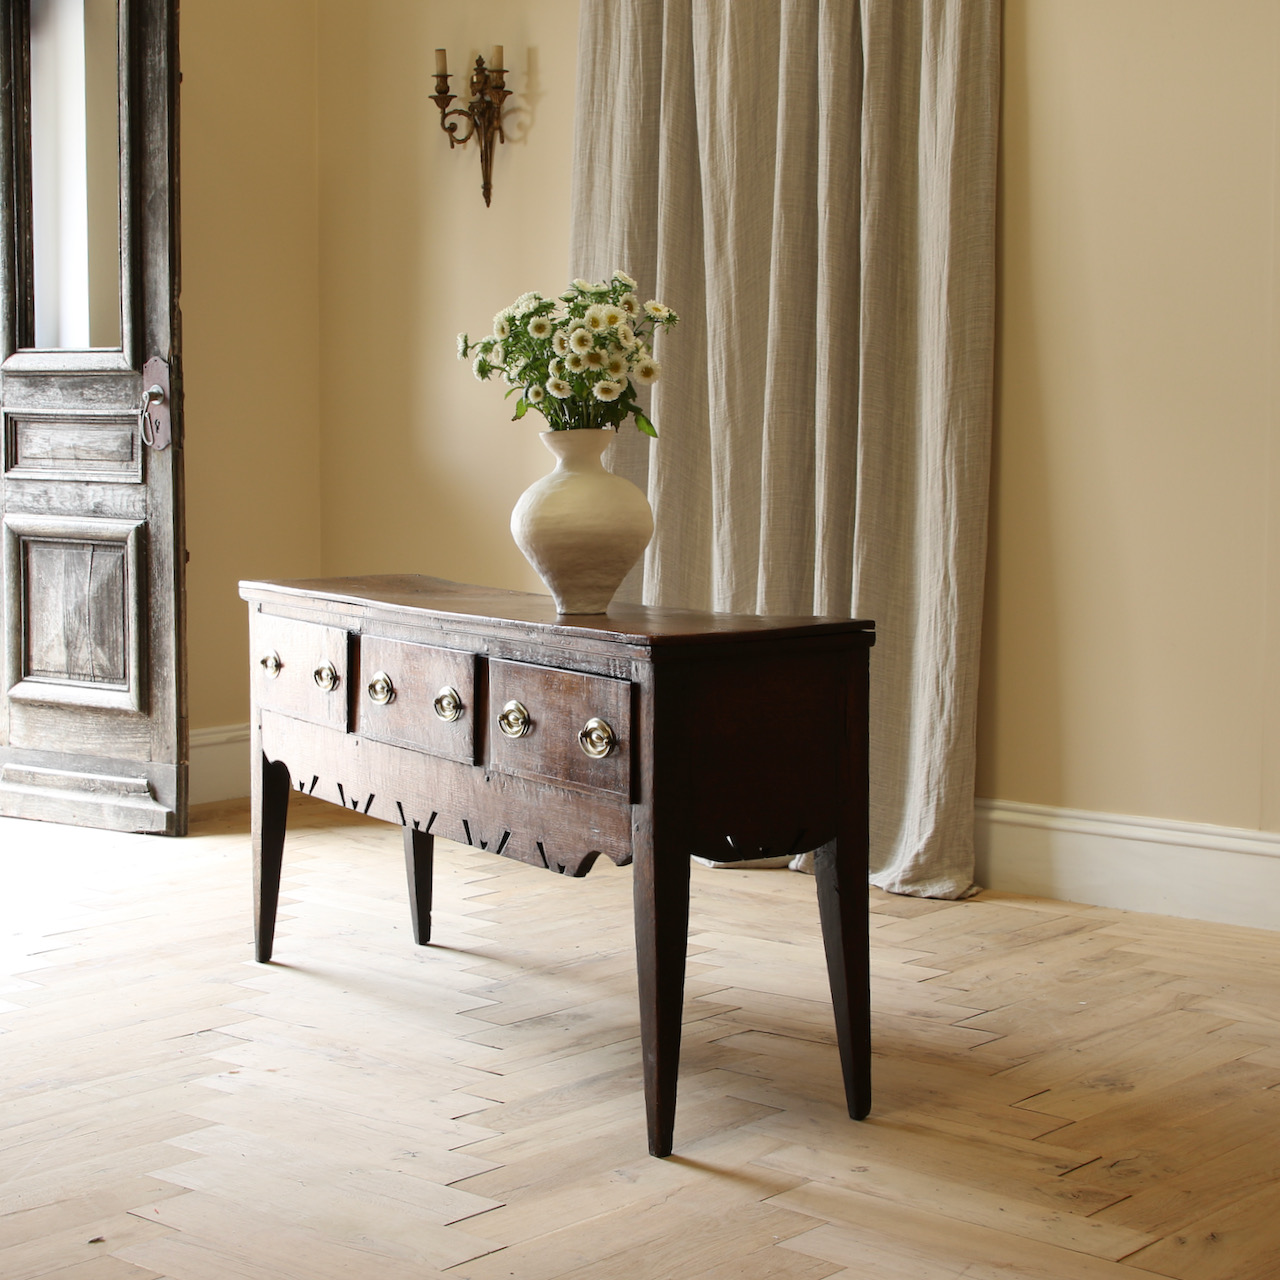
[647,637,871,860]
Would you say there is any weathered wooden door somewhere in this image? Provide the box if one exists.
[0,0,185,833]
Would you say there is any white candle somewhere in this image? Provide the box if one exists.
[435,48,447,76]
[493,45,504,70]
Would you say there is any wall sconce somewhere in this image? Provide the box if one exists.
[431,46,511,207]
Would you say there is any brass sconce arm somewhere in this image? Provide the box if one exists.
[432,49,512,207]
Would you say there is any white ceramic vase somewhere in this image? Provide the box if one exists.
[511,430,654,615]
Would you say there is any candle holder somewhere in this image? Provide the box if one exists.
[431,49,512,207]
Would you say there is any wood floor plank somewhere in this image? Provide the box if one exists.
[6,802,1279,1280]
[771,1188,1165,1280]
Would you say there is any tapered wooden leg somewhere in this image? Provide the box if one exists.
[253,753,291,963]
[815,836,871,1119]
[404,826,434,945]
[632,841,691,1157]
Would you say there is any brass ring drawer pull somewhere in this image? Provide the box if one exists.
[578,717,617,759]
[260,651,282,679]
[498,699,531,738]
[313,662,340,692]
[367,671,396,705]
[433,686,463,722]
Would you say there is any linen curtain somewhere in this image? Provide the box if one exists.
[570,0,998,898]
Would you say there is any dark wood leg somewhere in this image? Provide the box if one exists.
[815,834,871,1119]
[403,826,434,945]
[632,841,691,1157]
[253,752,291,963]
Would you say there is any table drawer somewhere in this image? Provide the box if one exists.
[250,614,348,731]
[353,636,476,764]
[487,658,632,797]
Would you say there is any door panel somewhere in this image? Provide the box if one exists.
[0,0,184,833]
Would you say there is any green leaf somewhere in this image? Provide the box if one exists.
[504,385,519,399]
[513,398,528,420]
[635,412,658,438]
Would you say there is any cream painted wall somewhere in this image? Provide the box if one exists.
[181,0,322,730]
[978,1,1280,832]
[182,0,1278,851]
[314,0,579,589]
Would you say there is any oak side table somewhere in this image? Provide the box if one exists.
[240,574,875,1156]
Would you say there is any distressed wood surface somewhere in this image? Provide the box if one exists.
[0,0,186,833]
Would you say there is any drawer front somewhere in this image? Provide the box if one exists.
[488,658,632,797]
[353,636,476,763]
[250,614,348,731]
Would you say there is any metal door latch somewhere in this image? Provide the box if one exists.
[140,356,171,449]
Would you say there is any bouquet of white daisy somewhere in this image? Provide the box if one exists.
[457,270,678,435]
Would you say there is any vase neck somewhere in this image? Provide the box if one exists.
[541,429,610,473]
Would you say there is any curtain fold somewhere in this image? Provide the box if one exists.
[570,0,998,898]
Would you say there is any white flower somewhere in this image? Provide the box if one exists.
[512,291,541,315]
[489,343,504,365]
[473,354,491,380]
[592,379,624,402]
[572,278,594,292]
[584,348,606,370]
[584,279,609,294]
[528,315,553,339]
[631,356,660,385]
[456,332,469,359]
[584,304,609,332]
[493,315,511,339]
[600,304,625,328]
[605,351,627,377]
[549,358,564,378]
[619,293,641,317]
[565,351,587,373]
[527,384,546,403]
[616,324,636,348]
[547,378,573,399]
[613,269,638,289]
[552,329,570,356]
[644,301,671,320]
[569,327,594,354]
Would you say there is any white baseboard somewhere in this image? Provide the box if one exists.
[975,798,1280,932]
[189,723,250,805]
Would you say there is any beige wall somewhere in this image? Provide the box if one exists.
[183,1,577,731]
[183,0,1280,845]
[978,0,1280,832]
[315,0,578,587]
[181,0,322,729]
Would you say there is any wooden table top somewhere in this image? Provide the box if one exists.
[239,574,876,649]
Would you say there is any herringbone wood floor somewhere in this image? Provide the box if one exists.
[2,796,1278,1280]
